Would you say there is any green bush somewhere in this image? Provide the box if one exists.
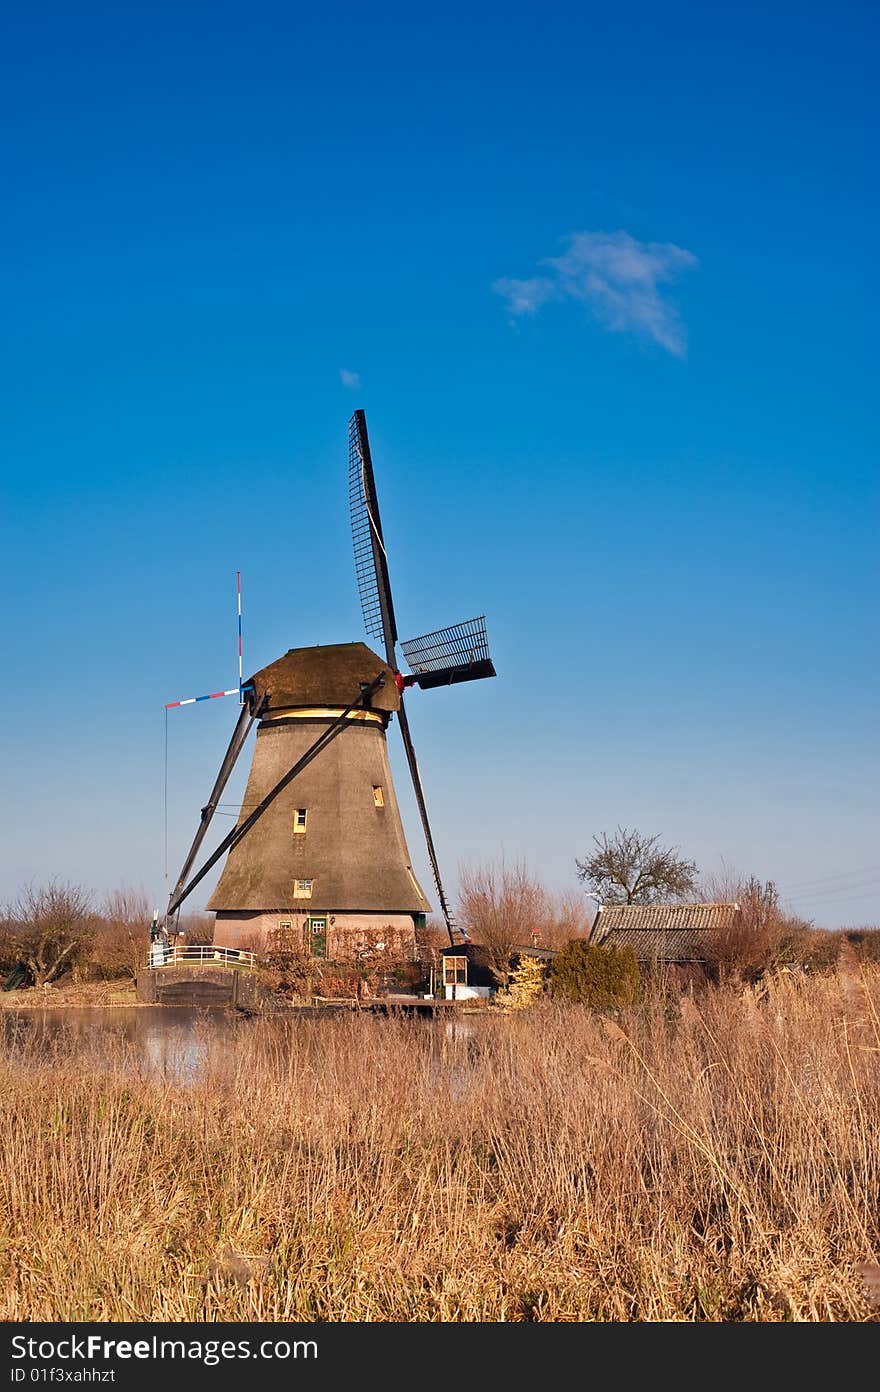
[549,940,640,1010]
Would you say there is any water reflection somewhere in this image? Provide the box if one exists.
[1,1007,235,1083]
[1,1005,488,1094]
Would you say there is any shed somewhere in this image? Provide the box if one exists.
[439,943,497,1000]
[588,902,742,972]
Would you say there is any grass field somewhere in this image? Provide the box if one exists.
[1,963,879,1321]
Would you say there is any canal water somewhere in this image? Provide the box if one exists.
[1,1007,237,1081]
[0,1006,479,1085]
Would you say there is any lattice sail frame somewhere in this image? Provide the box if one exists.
[400,616,492,674]
[348,411,397,653]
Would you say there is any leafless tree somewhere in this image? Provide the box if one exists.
[698,863,814,980]
[176,911,215,946]
[541,888,594,948]
[7,881,98,987]
[458,858,548,984]
[95,887,151,978]
[576,827,698,905]
[0,910,21,974]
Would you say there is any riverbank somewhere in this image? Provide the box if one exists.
[0,978,140,1008]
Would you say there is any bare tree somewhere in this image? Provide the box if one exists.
[0,911,20,975]
[542,888,594,948]
[7,881,97,987]
[413,918,449,995]
[458,858,547,984]
[576,827,698,905]
[95,887,151,978]
[176,911,215,946]
[698,864,814,980]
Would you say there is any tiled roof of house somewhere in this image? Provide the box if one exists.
[589,902,741,962]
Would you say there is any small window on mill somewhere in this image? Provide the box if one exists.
[293,879,313,899]
[372,786,384,807]
[294,808,307,833]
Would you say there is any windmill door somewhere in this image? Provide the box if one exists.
[308,917,327,958]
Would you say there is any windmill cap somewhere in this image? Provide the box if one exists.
[247,642,401,715]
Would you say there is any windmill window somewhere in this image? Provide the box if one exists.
[294,808,308,833]
[293,879,313,899]
[372,785,384,807]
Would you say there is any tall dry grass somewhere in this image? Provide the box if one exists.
[1,966,879,1321]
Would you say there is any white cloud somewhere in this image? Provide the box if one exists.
[490,276,555,316]
[339,368,361,389]
[493,230,698,356]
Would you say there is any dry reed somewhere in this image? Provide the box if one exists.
[1,966,879,1321]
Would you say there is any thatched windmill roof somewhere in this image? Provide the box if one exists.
[249,642,400,716]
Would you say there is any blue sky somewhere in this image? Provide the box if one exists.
[2,1,877,927]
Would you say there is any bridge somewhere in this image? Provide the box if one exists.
[136,944,261,1008]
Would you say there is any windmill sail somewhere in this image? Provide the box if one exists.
[348,409,473,944]
[348,409,397,665]
[400,616,495,689]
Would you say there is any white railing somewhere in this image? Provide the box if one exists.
[147,944,257,969]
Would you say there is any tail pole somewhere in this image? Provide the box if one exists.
[237,569,243,703]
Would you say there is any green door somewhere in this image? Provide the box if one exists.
[309,917,327,958]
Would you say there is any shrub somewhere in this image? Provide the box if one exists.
[494,953,547,1010]
[845,929,880,965]
[176,912,214,947]
[549,940,640,1010]
[784,927,842,973]
[259,948,318,999]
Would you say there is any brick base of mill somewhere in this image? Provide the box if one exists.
[213,910,418,961]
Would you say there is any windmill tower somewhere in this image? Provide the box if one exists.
[165,411,496,960]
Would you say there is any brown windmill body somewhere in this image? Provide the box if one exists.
[210,643,429,960]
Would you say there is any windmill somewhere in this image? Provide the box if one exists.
[164,410,496,958]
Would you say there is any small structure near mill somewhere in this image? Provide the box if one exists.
[440,943,497,1000]
[439,942,558,1001]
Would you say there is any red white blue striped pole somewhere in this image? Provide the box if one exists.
[165,688,244,709]
[164,569,252,709]
[237,569,243,703]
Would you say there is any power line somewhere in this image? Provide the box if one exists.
[786,879,880,905]
[163,708,169,897]
[778,865,880,893]
[799,890,880,912]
